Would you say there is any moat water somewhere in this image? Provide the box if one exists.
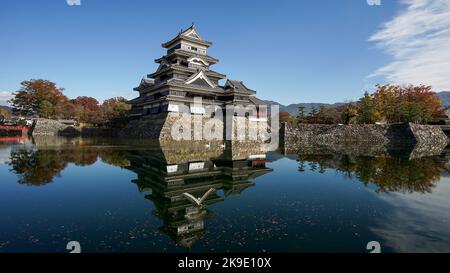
[0,137,449,253]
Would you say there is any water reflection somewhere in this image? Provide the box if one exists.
[283,140,450,194]
[127,144,272,248]
[296,154,448,193]
[282,142,450,252]
[9,148,102,186]
[5,138,272,248]
[2,136,450,251]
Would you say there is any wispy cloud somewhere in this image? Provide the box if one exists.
[371,177,450,252]
[369,0,450,91]
[0,91,13,105]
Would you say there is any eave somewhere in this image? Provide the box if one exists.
[148,65,226,80]
[162,36,213,49]
[156,50,219,65]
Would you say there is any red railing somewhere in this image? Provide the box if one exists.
[0,125,29,132]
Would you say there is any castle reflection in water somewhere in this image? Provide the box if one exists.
[126,142,272,248]
[2,136,450,250]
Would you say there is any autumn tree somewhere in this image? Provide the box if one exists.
[279,111,296,123]
[0,108,9,121]
[9,79,70,118]
[340,104,358,125]
[101,97,131,127]
[356,92,381,124]
[316,106,342,124]
[71,96,103,125]
[372,84,443,123]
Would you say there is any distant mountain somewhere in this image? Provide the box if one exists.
[0,105,12,115]
[437,92,450,107]
[265,101,345,116]
[267,91,450,116]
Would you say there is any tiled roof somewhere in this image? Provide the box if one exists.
[225,80,256,95]
[133,78,155,91]
[248,96,267,106]
[162,24,212,48]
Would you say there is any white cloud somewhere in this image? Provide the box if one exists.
[369,0,450,91]
[0,91,13,105]
[371,177,450,252]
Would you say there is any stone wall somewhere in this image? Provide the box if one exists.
[281,122,449,155]
[159,140,225,164]
[32,118,120,138]
[32,119,80,137]
[118,113,168,139]
[120,113,270,143]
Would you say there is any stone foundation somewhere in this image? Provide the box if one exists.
[32,119,80,136]
[120,113,270,143]
[281,122,449,158]
[32,119,119,137]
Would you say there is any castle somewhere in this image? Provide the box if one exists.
[124,24,269,142]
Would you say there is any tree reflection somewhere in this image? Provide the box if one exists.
[298,154,449,194]
[8,147,130,186]
[9,149,69,186]
[99,149,130,168]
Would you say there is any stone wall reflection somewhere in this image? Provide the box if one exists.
[293,143,450,194]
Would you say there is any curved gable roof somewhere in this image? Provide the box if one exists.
[185,70,216,88]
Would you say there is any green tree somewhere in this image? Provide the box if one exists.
[319,105,326,115]
[310,106,318,117]
[340,104,358,125]
[297,105,306,120]
[101,97,131,127]
[39,100,54,119]
[356,92,381,124]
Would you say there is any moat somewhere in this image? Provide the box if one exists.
[0,137,449,253]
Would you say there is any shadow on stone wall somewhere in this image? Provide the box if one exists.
[281,122,449,160]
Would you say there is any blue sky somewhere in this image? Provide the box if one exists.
[1,0,448,106]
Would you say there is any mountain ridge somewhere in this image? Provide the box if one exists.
[267,91,450,116]
[0,105,11,115]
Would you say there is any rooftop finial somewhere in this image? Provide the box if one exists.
[192,22,196,28]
